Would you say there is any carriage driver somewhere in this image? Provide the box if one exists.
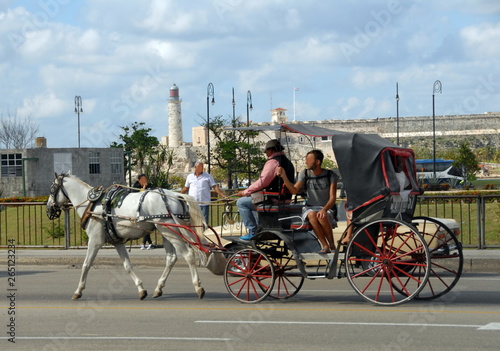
[277,150,338,253]
[236,139,295,240]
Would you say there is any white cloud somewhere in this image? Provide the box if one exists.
[351,69,390,89]
[358,97,377,117]
[139,0,204,33]
[17,91,67,119]
[461,22,500,58]
[406,31,430,55]
[77,29,101,53]
[271,35,341,66]
[341,97,361,115]
[145,40,196,68]
[237,64,274,93]
[18,29,53,58]
[1,0,499,148]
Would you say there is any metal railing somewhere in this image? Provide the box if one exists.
[414,194,500,249]
[0,195,498,249]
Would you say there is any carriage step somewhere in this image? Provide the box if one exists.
[305,275,328,280]
[299,252,338,260]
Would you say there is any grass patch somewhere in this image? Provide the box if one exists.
[471,178,500,189]
[415,197,500,246]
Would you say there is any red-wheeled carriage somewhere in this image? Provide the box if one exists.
[221,124,463,305]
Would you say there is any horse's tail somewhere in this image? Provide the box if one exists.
[178,193,206,237]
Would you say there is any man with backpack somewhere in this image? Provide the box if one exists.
[277,149,338,253]
[236,139,295,240]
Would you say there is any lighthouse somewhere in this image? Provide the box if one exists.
[168,83,182,147]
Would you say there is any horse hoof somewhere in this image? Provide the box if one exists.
[72,293,82,300]
[153,290,162,298]
[198,288,205,299]
[139,290,148,300]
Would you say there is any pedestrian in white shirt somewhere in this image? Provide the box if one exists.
[181,161,226,224]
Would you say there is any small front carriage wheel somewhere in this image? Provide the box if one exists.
[254,231,305,300]
[224,248,275,303]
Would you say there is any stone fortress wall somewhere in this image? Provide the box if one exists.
[307,112,500,142]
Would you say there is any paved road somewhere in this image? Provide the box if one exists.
[3,247,500,273]
[2,266,500,351]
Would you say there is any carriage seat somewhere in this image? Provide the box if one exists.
[289,219,313,230]
[255,193,303,230]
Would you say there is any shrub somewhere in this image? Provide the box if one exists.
[44,223,65,239]
[0,196,49,203]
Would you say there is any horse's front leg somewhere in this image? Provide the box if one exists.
[153,238,177,298]
[114,243,147,300]
[182,243,205,299]
[73,239,102,300]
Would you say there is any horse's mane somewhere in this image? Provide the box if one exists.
[62,173,93,190]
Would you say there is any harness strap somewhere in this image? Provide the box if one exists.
[103,219,127,245]
[81,201,97,229]
[137,214,172,222]
[136,191,150,218]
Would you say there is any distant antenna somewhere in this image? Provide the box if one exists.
[293,87,299,121]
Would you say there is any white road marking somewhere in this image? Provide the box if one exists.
[197,320,498,330]
[4,336,231,341]
[300,289,355,293]
[477,323,500,330]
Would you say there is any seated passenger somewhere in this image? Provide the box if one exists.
[236,139,295,240]
[277,150,338,253]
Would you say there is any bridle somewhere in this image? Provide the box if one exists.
[46,173,71,220]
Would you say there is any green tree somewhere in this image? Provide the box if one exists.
[453,141,480,185]
[322,156,337,170]
[206,115,265,189]
[475,146,496,162]
[111,122,159,174]
[143,145,177,188]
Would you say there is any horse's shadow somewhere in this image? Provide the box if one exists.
[0,270,55,278]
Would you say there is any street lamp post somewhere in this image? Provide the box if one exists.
[396,82,400,145]
[246,90,253,185]
[232,87,238,188]
[74,96,83,148]
[206,83,215,173]
[432,80,442,179]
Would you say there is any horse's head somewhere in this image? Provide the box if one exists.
[46,173,70,220]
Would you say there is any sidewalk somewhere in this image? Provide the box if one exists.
[2,247,499,273]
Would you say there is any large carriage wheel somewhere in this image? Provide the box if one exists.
[345,219,430,306]
[255,232,305,300]
[409,216,463,300]
[224,248,275,303]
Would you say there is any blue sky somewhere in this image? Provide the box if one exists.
[1,0,499,148]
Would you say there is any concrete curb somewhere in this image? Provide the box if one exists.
[462,258,500,274]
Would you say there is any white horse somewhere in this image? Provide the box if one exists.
[46,173,225,300]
